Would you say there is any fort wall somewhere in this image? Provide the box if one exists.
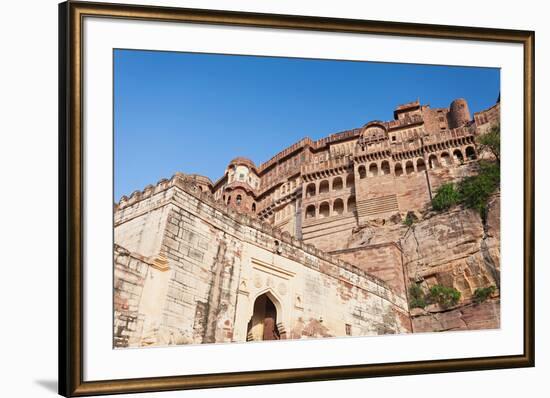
[330,243,406,297]
[114,175,410,347]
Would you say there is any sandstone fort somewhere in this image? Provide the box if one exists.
[114,97,501,347]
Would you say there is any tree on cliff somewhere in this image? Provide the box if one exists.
[431,161,500,222]
[477,125,500,163]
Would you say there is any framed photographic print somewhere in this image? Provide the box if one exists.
[59,1,535,396]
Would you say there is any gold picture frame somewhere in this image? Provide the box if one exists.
[59,1,535,396]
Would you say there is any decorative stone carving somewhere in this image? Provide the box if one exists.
[253,274,263,289]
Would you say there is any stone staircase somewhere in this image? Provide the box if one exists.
[357,194,399,219]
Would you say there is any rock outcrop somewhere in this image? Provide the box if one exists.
[345,193,500,333]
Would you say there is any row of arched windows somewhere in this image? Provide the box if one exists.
[357,161,392,178]
[357,146,477,178]
[305,174,355,198]
[304,197,356,220]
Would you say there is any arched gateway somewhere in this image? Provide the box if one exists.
[246,293,286,341]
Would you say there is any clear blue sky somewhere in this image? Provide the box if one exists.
[114,49,499,199]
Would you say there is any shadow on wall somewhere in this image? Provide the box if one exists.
[34,379,58,394]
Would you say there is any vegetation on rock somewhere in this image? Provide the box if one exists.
[409,284,427,309]
[431,160,500,221]
[473,286,496,304]
[431,183,460,211]
[408,284,462,309]
[458,161,500,221]
[477,125,500,163]
[429,285,462,308]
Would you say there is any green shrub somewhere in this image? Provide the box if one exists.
[409,284,426,309]
[410,297,426,309]
[428,285,461,308]
[431,161,500,220]
[432,183,460,211]
[458,161,500,220]
[473,286,496,304]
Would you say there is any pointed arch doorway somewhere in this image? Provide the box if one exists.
[246,293,285,341]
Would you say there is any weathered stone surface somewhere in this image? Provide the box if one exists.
[113,245,149,348]
[402,195,500,332]
[412,299,500,332]
[114,182,410,347]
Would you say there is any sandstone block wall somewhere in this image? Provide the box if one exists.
[354,171,429,221]
[113,176,410,347]
[113,245,150,348]
[301,214,356,252]
[115,186,173,257]
[330,243,406,297]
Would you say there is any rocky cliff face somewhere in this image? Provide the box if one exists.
[347,193,500,333]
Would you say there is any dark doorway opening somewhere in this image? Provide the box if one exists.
[246,293,281,341]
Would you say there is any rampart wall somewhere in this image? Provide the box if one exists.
[114,175,411,347]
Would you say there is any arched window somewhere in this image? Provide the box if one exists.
[236,195,242,206]
[319,180,329,194]
[417,158,426,172]
[227,196,231,205]
[319,202,330,218]
[252,203,256,213]
[347,196,356,214]
[346,174,354,187]
[405,161,415,175]
[306,183,316,198]
[333,199,344,215]
[332,177,343,190]
[429,154,439,169]
[358,165,367,179]
[305,205,316,219]
[395,163,403,177]
[453,149,464,163]
[441,152,451,166]
[466,146,477,160]
[368,163,378,177]
[381,161,391,175]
